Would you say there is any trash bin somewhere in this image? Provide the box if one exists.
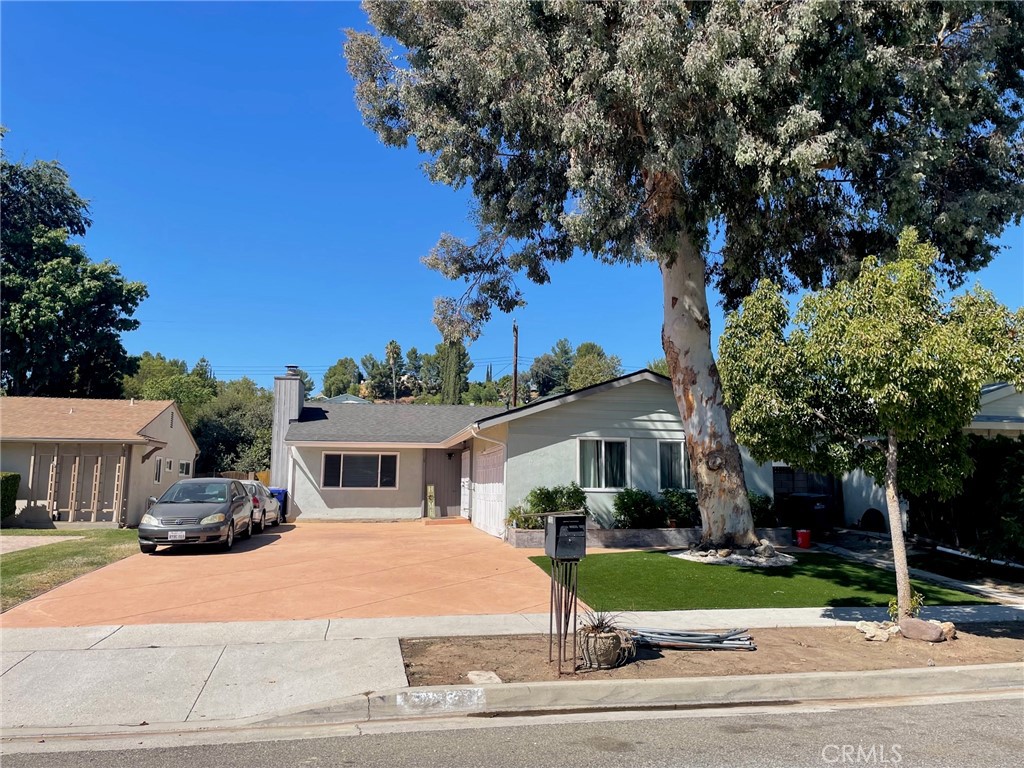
[796,529,812,548]
[268,487,287,517]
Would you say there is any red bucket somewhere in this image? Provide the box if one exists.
[796,529,811,548]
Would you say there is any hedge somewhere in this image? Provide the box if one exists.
[1,472,20,520]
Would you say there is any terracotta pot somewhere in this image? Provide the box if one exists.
[579,630,624,669]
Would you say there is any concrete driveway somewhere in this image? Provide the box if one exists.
[0,520,550,628]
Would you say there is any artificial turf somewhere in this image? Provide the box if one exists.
[529,551,990,612]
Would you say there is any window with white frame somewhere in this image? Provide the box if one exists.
[578,439,627,489]
[658,440,692,490]
[154,458,162,484]
[179,461,192,477]
[165,458,174,472]
[322,453,398,489]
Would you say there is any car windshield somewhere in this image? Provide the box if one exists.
[159,483,228,504]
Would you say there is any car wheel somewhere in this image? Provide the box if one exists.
[242,514,253,540]
[255,511,265,534]
[140,542,157,554]
[271,509,281,527]
[221,523,235,552]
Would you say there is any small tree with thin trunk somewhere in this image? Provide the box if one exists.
[346,2,1024,547]
[719,229,1023,619]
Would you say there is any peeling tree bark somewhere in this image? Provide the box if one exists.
[884,432,914,620]
[660,234,758,548]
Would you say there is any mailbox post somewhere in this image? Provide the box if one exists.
[545,512,586,675]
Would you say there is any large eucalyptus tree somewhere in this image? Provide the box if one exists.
[345,1,1024,546]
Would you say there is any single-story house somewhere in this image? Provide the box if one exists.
[0,397,198,527]
[270,369,773,536]
[840,382,1024,528]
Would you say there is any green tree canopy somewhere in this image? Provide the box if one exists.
[322,357,363,398]
[123,352,188,399]
[1,144,148,397]
[347,1,1024,546]
[567,342,623,391]
[719,229,1023,615]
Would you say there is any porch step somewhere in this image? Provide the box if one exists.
[422,517,471,526]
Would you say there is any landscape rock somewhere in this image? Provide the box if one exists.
[855,620,891,642]
[899,617,945,643]
[717,549,733,558]
[928,620,958,641]
[466,671,503,684]
[754,542,776,558]
[736,549,754,557]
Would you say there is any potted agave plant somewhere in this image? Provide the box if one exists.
[577,610,634,670]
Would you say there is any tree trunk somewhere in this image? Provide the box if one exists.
[884,432,914,619]
[660,235,757,548]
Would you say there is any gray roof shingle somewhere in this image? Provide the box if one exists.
[285,403,507,444]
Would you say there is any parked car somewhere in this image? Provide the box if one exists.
[241,480,285,533]
[138,478,253,554]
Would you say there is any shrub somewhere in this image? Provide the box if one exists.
[613,488,665,529]
[0,472,20,521]
[509,482,589,529]
[661,488,700,527]
[888,590,925,622]
[506,504,543,530]
[748,492,778,527]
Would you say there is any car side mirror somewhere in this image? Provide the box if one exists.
[147,496,158,509]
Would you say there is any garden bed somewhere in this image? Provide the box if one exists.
[401,623,1024,686]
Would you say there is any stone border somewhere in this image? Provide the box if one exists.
[506,526,793,549]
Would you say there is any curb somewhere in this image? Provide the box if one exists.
[265,661,1024,725]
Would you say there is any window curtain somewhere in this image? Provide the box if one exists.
[580,440,600,487]
[604,441,626,488]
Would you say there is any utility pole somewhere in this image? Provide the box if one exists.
[512,320,519,408]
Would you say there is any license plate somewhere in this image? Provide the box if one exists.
[168,530,186,541]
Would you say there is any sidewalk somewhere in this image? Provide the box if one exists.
[3,605,1022,738]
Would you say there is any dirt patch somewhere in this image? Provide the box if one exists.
[401,623,1024,687]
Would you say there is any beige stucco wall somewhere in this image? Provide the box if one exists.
[288,445,425,521]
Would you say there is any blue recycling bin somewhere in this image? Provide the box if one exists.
[268,487,287,517]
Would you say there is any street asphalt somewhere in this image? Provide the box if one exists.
[1,604,1022,752]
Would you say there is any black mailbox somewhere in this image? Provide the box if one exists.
[545,513,586,560]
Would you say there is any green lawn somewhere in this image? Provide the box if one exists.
[529,552,990,611]
[0,529,138,611]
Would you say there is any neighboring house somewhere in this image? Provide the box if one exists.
[0,397,198,527]
[309,393,371,404]
[270,369,772,536]
[841,382,1024,528]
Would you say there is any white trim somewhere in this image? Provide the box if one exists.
[320,450,400,490]
[290,441,448,450]
[178,460,192,477]
[576,437,630,491]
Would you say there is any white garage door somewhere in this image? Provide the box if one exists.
[472,445,505,537]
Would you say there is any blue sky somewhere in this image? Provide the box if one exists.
[3,1,1022,392]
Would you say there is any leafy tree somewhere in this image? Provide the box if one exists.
[347,1,1024,547]
[527,338,575,396]
[322,357,363,398]
[294,367,315,397]
[192,377,272,475]
[385,339,403,402]
[405,347,424,393]
[1,143,147,396]
[646,358,670,377]
[719,230,1023,617]
[495,373,530,408]
[123,352,188,399]
[567,342,623,391]
[463,380,501,406]
[141,370,217,426]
